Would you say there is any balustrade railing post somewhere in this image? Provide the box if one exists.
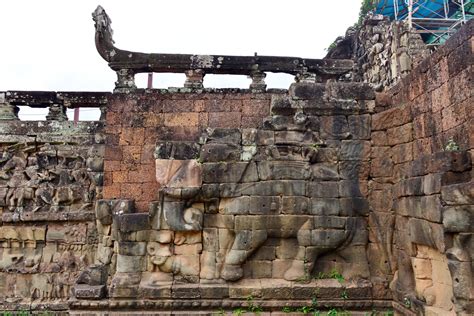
[249,70,267,92]
[184,69,204,89]
[46,104,68,121]
[115,69,137,93]
[0,93,19,120]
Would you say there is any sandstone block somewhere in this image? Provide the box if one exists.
[74,284,106,299]
[118,242,147,256]
[340,140,370,161]
[443,206,473,232]
[258,161,311,180]
[281,196,310,214]
[219,197,250,215]
[203,162,258,183]
[116,255,145,273]
[441,181,474,205]
[249,196,280,214]
[311,163,339,180]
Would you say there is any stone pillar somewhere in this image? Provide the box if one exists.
[115,69,137,93]
[0,93,19,120]
[249,70,267,92]
[46,104,68,121]
[184,69,204,89]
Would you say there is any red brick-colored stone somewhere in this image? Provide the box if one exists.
[104,146,123,161]
[120,183,143,201]
[391,142,413,164]
[371,131,387,146]
[113,171,128,184]
[104,160,121,172]
[386,123,413,146]
[241,116,263,128]
[442,102,466,131]
[372,105,412,130]
[122,146,142,164]
[431,82,450,113]
[144,113,162,127]
[103,184,121,199]
[242,99,270,116]
[413,138,432,160]
[209,112,242,128]
[164,112,199,127]
[162,99,195,113]
[206,99,243,112]
[119,127,145,146]
[413,113,434,139]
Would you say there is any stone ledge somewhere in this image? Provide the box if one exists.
[68,298,391,311]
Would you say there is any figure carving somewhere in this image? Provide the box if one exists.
[0,144,98,216]
[150,125,369,282]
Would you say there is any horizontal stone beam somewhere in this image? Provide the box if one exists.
[4,91,110,107]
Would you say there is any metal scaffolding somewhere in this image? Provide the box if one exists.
[376,0,473,45]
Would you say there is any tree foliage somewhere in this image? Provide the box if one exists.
[358,0,377,24]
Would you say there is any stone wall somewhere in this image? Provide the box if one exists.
[326,14,431,91]
[82,83,383,313]
[368,19,473,315]
[0,120,104,311]
[0,15,471,316]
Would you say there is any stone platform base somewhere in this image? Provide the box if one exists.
[69,279,392,314]
[0,280,395,314]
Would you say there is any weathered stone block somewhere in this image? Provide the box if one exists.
[74,284,106,299]
[423,173,442,195]
[203,214,235,229]
[310,198,341,215]
[203,162,258,183]
[171,284,200,299]
[319,115,350,139]
[118,213,150,232]
[339,180,365,198]
[441,181,474,205]
[370,157,393,178]
[200,143,240,162]
[86,157,104,172]
[219,197,250,215]
[270,95,294,115]
[239,181,306,196]
[443,206,473,232]
[116,255,145,273]
[205,128,241,144]
[243,260,272,278]
[76,264,108,286]
[340,140,370,161]
[313,216,346,229]
[311,163,339,180]
[281,196,310,214]
[249,196,280,214]
[95,200,113,224]
[258,161,311,180]
[289,82,325,100]
[155,141,201,160]
[307,182,339,198]
[348,114,371,140]
[408,218,445,252]
[343,161,370,181]
[118,242,147,256]
[310,229,346,248]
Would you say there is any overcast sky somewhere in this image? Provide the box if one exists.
[0,0,360,119]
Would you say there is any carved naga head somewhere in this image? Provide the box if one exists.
[92,6,115,61]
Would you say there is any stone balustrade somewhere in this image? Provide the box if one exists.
[0,91,110,121]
